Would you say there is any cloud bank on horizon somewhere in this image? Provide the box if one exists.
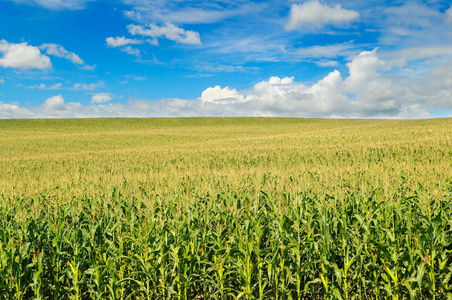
[1,0,452,119]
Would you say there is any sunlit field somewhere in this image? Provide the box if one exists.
[0,118,451,299]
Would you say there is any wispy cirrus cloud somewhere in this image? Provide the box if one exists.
[121,46,142,57]
[39,43,95,69]
[122,0,264,25]
[374,1,452,46]
[293,41,358,59]
[19,81,104,91]
[22,83,63,90]
[9,0,94,10]
[39,43,83,64]
[71,81,105,91]
[192,62,258,74]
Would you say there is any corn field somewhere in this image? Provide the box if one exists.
[0,118,451,299]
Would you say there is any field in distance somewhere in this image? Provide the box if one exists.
[0,117,451,299]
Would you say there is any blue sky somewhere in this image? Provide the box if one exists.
[1,0,452,118]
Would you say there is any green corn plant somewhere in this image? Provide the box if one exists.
[66,260,82,300]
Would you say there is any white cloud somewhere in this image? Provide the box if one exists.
[0,78,4,84]
[0,40,51,70]
[91,93,113,104]
[10,0,94,10]
[294,42,357,59]
[0,102,33,118]
[122,0,261,25]
[128,23,201,45]
[244,72,349,117]
[386,46,452,67]
[194,63,259,74]
[201,86,246,104]
[268,76,294,85]
[40,43,84,64]
[383,2,442,29]
[286,0,359,31]
[105,36,151,57]
[72,81,104,91]
[447,6,452,22]
[26,83,62,90]
[106,36,143,47]
[42,95,65,110]
[37,95,94,118]
[409,60,452,109]
[315,60,339,67]
[345,49,387,86]
[122,46,141,57]
[0,41,91,71]
[146,39,159,46]
[3,50,452,119]
[48,83,62,90]
[377,2,450,46]
[81,64,96,71]
[192,50,450,118]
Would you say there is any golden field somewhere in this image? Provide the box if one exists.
[1,118,451,204]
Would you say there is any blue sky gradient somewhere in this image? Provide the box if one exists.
[1,0,452,118]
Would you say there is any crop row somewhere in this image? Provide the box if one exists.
[0,190,451,299]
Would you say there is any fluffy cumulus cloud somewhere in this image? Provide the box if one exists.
[10,0,94,10]
[201,86,247,104]
[42,95,65,110]
[2,49,452,119]
[268,76,294,84]
[0,102,33,119]
[0,40,91,70]
[36,95,100,118]
[286,0,359,31]
[0,40,51,70]
[91,93,113,104]
[241,72,352,117]
[128,23,201,45]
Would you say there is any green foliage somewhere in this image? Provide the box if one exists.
[0,193,451,299]
[0,117,451,299]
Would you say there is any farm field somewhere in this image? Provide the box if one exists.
[0,117,451,299]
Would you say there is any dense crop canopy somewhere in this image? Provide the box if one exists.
[0,118,451,299]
